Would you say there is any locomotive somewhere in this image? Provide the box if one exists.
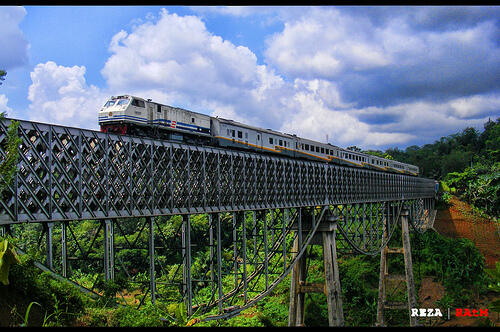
[98,95,419,176]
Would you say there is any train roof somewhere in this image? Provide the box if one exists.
[215,117,298,139]
[105,95,417,171]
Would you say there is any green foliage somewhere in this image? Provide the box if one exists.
[413,230,489,305]
[443,162,500,217]
[485,261,500,293]
[94,275,130,308]
[369,118,500,180]
[0,113,21,194]
[485,262,500,313]
[0,70,6,86]
[0,236,20,285]
[6,253,88,326]
[338,255,379,326]
[106,303,164,327]
[19,301,40,327]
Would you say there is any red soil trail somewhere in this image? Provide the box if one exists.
[433,196,500,269]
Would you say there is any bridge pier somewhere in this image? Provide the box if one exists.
[44,222,54,270]
[104,219,115,282]
[376,208,419,327]
[289,209,344,327]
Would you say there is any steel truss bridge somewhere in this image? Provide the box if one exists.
[0,118,437,323]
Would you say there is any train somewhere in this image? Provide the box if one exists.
[98,95,419,176]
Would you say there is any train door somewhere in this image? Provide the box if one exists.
[256,131,262,149]
[147,102,154,124]
[153,103,162,125]
[130,98,147,124]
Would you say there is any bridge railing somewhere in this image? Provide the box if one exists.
[0,118,436,224]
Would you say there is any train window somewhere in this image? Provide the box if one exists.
[257,134,260,141]
[227,129,230,136]
[279,139,283,146]
[238,131,242,138]
[269,137,273,144]
[192,117,195,123]
[245,132,248,139]
[305,144,309,151]
[104,100,116,107]
[117,99,129,106]
[231,130,235,137]
[132,99,145,108]
[157,105,162,113]
[316,146,319,153]
[321,147,324,154]
[296,142,298,149]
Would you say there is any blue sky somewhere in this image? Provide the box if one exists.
[1,6,500,151]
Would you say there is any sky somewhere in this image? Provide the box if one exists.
[1,5,500,151]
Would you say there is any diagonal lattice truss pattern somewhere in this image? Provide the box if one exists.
[0,118,437,321]
[0,118,436,224]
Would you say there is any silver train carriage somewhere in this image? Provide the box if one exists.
[98,95,419,176]
[99,95,212,143]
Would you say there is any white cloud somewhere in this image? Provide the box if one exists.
[96,7,500,150]
[0,95,13,115]
[264,7,390,80]
[0,6,29,70]
[100,8,288,128]
[264,7,500,108]
[15,6,498,152]
[27,61,105,129]
[351,95,500,146]
[102,9,265,104]
[279,79,415,148]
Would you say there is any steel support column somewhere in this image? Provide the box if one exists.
[45,222,54,270]
[182,214,192,315]
[322,217,344,326]
[376,208,419,327]
[61,222,68,278]
[148,217,155,305]
[288,210,344,327]
[104,219,114,281]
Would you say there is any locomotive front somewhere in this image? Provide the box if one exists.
[98,95,146,135]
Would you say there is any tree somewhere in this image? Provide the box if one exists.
[0,112,21,193]
[347,146,362,152]
[0,70,6,86]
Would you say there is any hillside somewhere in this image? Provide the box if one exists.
[423,196,500,327]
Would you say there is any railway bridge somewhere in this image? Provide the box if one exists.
[0,118,437,326]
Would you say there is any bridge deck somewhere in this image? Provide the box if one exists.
[0,118,436,224]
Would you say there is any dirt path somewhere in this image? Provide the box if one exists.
[433,196,500,269]
[419,195,500,327]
